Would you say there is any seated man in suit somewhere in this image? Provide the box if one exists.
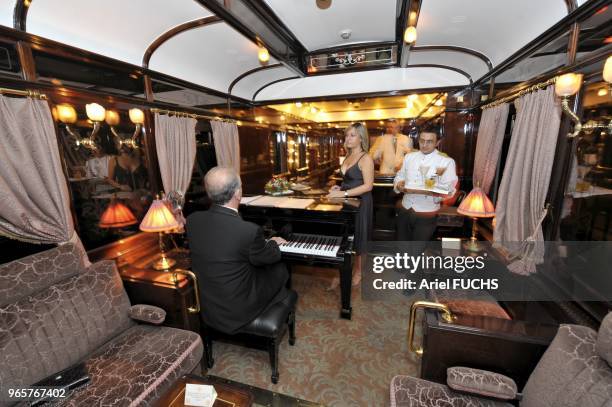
[186,166,290,334]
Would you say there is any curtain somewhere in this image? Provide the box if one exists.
[473,103,509,194]
[211,120,240,173]
[0,95,88,260]
[154,114,197,224]
[493,86,561,275]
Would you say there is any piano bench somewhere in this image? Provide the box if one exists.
[202,290,298,384]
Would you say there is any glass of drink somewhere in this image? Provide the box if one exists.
[419,165,430,185]
[435,165,447,184]
[424,176,436,189]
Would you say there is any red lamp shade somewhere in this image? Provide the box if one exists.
[99,200,137,228]
[457,187,495,218]
[139,199,179,233]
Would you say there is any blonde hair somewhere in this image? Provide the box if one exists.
[344,122,369,152]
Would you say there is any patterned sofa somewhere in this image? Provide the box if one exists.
[391,312,612,407]
[0,243,203,406]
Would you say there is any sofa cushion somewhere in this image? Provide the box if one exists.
[54,325,203,406]
[0,243,84,307]
[0,260,133,393]
[522,324,612,407]
[390,375,512,407]
[596,312,612,367]
[447,366,517,400]
[129,304,166,325]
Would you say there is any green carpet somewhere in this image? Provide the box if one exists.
[206,271,422,406]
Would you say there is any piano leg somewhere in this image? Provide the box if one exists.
[340,255,353,320]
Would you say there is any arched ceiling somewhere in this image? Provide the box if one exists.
[0,0,589,103]
[253,67,469,101]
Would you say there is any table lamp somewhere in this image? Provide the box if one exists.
[99,199,137,229]
[140,198,180,270]
[457,186,495,252]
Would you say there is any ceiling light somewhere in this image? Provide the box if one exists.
[604,55,612,83]
[310,106,318,114]
[316,0,332,10]
[258,47,270,64]
[597,88,608,97]
[435,99,443,106]
[295,102,302,107]
[408,94,418,101]
[409,11,417,24]
[403,26,417,44]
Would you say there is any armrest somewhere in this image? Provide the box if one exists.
[129,304,166,325]
[447,366,518,400]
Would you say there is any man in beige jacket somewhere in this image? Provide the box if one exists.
[369,119,413,174]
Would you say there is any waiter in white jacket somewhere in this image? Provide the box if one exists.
[393,131,457,242]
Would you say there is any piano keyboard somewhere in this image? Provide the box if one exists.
[279,233,342,258]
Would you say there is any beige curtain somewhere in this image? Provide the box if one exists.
[211,120,240,173]
[473,103,509,194]
[154,114,197,221]
[493,85,561,275]
[0,95,87,258]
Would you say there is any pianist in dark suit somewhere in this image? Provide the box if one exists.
[186,166,290,334]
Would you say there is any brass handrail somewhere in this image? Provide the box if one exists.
[172,269,201,314]
[407,301,454,356]
[0,87,47,99]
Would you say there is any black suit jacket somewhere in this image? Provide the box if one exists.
[186,205,288,334]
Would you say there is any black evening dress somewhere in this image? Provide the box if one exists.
[341,153,372,255]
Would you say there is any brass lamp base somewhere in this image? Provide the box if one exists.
[463,238,483,253]
[153,255,176,271]
[463,217,483,252]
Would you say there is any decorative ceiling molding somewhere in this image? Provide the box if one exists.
[194,0,307,76]
[410,45,493,71]
[228,63,283,95]
[142,16,222,68]
[252,76,300,100]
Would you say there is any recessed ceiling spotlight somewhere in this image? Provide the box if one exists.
[340,29,352,40]
[316,0,332,9]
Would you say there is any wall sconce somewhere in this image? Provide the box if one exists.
[119,108,145,149]
[105,109,121,140]
[556,56,612,138]
[56,103,79,141]
[83,103,105,150]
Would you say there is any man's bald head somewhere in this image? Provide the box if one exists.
[205,166,242,205]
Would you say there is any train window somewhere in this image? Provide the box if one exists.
[575,5,612,63]
[559,72,611,241]
[34,51,145,98]
[0,40,21,78]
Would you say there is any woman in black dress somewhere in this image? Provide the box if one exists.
[327,122,374,288]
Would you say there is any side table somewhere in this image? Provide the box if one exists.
[156,375,254,407]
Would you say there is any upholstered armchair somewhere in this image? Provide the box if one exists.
[390,312,612,407]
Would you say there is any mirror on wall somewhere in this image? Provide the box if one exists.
[271,131,288,175]
[53,102,152,249]
[560,68,611,241]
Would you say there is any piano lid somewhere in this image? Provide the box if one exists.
[240,195,359,212]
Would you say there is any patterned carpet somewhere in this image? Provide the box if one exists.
[206,268,422,406]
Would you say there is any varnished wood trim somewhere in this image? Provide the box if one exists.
[252,76,300,101]
[142,16,222,68]
[15,41,35,81]
[228,63,283,95]
[12,0,28,31]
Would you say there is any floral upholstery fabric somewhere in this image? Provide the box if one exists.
[0,243,84,307]
[596,312,612,367]
[52,325,202,407]
[129,304,166,325]
[522,323,612,407]
[447,367,517,400]
[389,375,512,407]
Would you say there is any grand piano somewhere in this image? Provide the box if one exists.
[239,195,360,319]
